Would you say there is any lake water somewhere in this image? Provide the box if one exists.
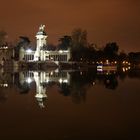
[0,68,140,140]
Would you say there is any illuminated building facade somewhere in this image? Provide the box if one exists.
[19,25,71,64]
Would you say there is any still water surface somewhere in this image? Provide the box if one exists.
[0,68,140,139]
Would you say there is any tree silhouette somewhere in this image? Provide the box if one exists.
[70,28,88,61]
[18,36,31,48]
[119,51,127,61]
[14,36,31,60]
[0,30,7,46]
[103,42,119,60]
[58,35,72,50]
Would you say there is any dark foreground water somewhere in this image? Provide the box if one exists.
[0,68,140,140]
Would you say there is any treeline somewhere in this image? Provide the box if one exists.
[0,29,140,64]
[57,28,140,64]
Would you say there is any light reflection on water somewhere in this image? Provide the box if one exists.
[0,68,140,139]
[0,68,140,106]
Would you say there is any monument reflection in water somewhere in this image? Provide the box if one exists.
[0,66,138,108]
[0,67,140,139]
[14,70,69,108]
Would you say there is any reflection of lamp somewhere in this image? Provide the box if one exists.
[0,83,8,87]
[106,60,109,64]
[63,79,68,83]
[26,78,32,84]
[59,78,63,83]
[93,82,96,86]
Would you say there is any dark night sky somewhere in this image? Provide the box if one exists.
[0,0,140,52]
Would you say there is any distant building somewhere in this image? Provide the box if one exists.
[0,44,14,67]
[19,25,71,64]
